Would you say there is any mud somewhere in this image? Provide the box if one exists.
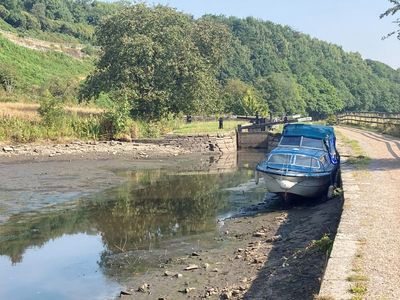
[118,195,343,300]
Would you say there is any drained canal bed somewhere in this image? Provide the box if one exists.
[0,152,265,299]
[0,151,343,300]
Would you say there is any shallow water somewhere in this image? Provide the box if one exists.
[0,151,267,300]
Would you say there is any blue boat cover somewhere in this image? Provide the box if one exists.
[282,123,338,165]
[282,124,334,140]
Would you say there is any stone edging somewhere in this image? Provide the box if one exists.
[318,153,361,299]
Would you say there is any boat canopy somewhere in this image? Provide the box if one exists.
[282,124,335,140]
[280,123,338,165]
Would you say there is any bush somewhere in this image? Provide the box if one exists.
[0,4,10,19]
[0,64,17,93]
[325,114,338,125]
[103,99,132,138]
[38,97,66,127]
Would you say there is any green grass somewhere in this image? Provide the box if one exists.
[349,282,367,297]
[347,274,369,282]
[0,19,16,32]
[0,35,92,92]
[172,120,245,135]
[336,131,371,169]
[0,114,107,142]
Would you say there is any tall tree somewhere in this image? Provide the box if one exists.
[81,4,231,119]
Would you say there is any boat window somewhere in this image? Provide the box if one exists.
[280,136,301,147]
[301,137,325,150]
[294,155,320,168]
[268,154,291,164]
[319,155,328,166]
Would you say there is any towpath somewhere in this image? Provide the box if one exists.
[320,126,400,299]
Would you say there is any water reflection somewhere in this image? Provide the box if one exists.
[0,152,266,299]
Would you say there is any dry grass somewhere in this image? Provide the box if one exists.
[0,102,104,121]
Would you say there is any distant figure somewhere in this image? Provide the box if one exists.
[186,115,192,123]
[255,112,259,124]
[283,115,288,123]
[218,117,224,129]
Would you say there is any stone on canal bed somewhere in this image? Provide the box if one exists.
[184,264,199,271]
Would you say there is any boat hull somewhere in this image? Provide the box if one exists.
[260,171,332,198]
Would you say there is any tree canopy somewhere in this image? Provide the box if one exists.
[381,0,400,40]
[80,4,231,119]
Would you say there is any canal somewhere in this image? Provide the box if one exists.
[0,151,267,300]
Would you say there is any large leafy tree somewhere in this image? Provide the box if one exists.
[81,4,231,119]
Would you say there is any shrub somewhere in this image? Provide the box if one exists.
[38,97,66,127]
[0,64,17,93]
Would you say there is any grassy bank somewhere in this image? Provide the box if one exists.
[0,34,92,95]
[0,102,246,143]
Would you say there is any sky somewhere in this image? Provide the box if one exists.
[143,0,400,69]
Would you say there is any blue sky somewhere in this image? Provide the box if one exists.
[144,0,400,69]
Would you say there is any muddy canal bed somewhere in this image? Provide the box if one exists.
[0,152,343,300]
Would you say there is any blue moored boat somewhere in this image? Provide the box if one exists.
[256,124,340,200]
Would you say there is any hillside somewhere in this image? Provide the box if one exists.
[0,33,92,100]
[0,0,127,43]
[216,16,400,115]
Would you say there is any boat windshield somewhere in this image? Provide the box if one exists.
[279,136,326,150]
[268,154,291,165]
[301,137,325,150]
[293,155,320,168]
[280,136,301,147]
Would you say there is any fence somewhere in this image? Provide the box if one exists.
[337,112,400,127]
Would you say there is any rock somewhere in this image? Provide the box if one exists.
[164,271,175,276]
[175,273,183,278]
[205,287,218,297]
[253,232,267,237]
[237,248,244,252]
[220,291,232,299]
[191,252,200,256]
[179,287,195,293]
[212,268,219,272]
[137,283,150,293]
[120,290,132,296]
[266,235,282,243]
[232,290,240,296]
[2,147,13,153]
[252,258,263,264]
[184,264,199,271]
[235,255,242,259]
[203,263,210,269]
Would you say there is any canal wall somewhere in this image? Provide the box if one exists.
[134,132,238,154]
[134,131,281,154]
